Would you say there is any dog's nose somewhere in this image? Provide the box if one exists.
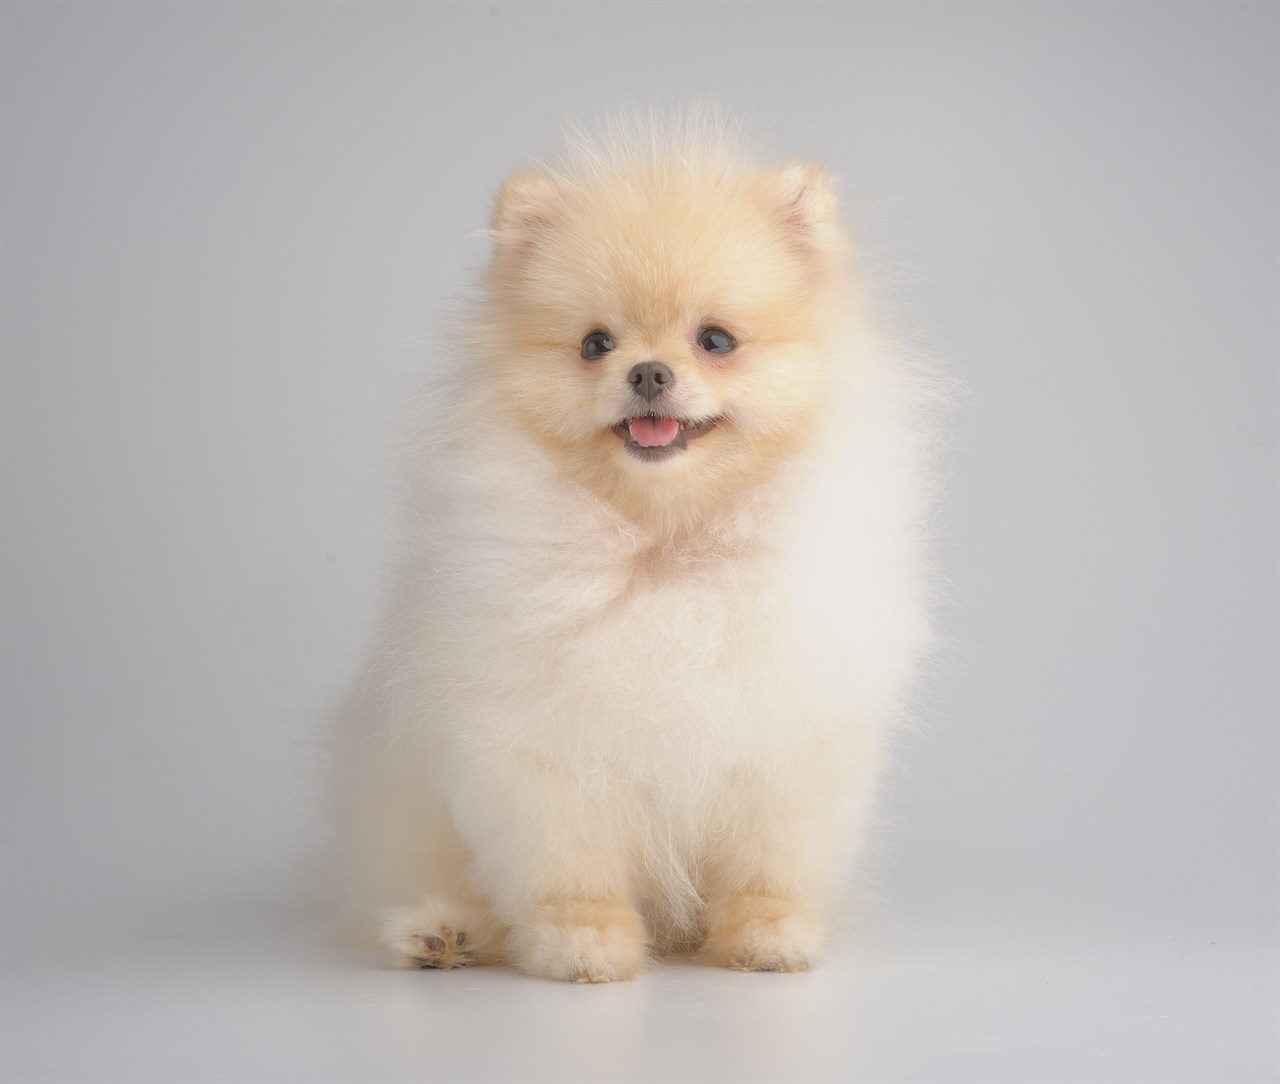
[628,361,674,401]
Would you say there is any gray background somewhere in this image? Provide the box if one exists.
[2,2,1276,1082]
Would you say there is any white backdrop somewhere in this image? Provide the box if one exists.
[2,3,1276,1081]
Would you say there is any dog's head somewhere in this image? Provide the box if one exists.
[470,129,849,531]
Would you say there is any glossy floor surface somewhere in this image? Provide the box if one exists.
[2,896,1274,1084]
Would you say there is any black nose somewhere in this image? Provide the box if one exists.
[628,361,674,401]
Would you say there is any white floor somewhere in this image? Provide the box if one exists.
[2,895,1274,1084]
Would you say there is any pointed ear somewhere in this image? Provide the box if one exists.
[491,170,556,241]
[772,162,837,236]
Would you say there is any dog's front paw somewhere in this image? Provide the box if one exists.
[511,898,648,983]
[700,895,820,973]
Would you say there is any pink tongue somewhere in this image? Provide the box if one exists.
[629,417,680,447]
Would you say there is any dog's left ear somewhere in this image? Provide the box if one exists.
[774,163,837,233]
[770,163,844,269]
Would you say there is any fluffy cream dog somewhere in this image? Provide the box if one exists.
[336,115,940,982]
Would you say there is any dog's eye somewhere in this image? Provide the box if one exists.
[581,330,614,361]
[697,327,736,355]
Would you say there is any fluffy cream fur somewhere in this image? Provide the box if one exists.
[335,114,942,982]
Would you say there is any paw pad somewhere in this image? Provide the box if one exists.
[411,926,470,970]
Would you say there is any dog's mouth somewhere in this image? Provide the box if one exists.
[611,414,721,461]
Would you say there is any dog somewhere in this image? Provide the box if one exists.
[335,113,940,982]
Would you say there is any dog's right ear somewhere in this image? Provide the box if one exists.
[491,171,555,245]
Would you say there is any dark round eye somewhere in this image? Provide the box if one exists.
[581,330,614,361]
[697,327,736,355]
